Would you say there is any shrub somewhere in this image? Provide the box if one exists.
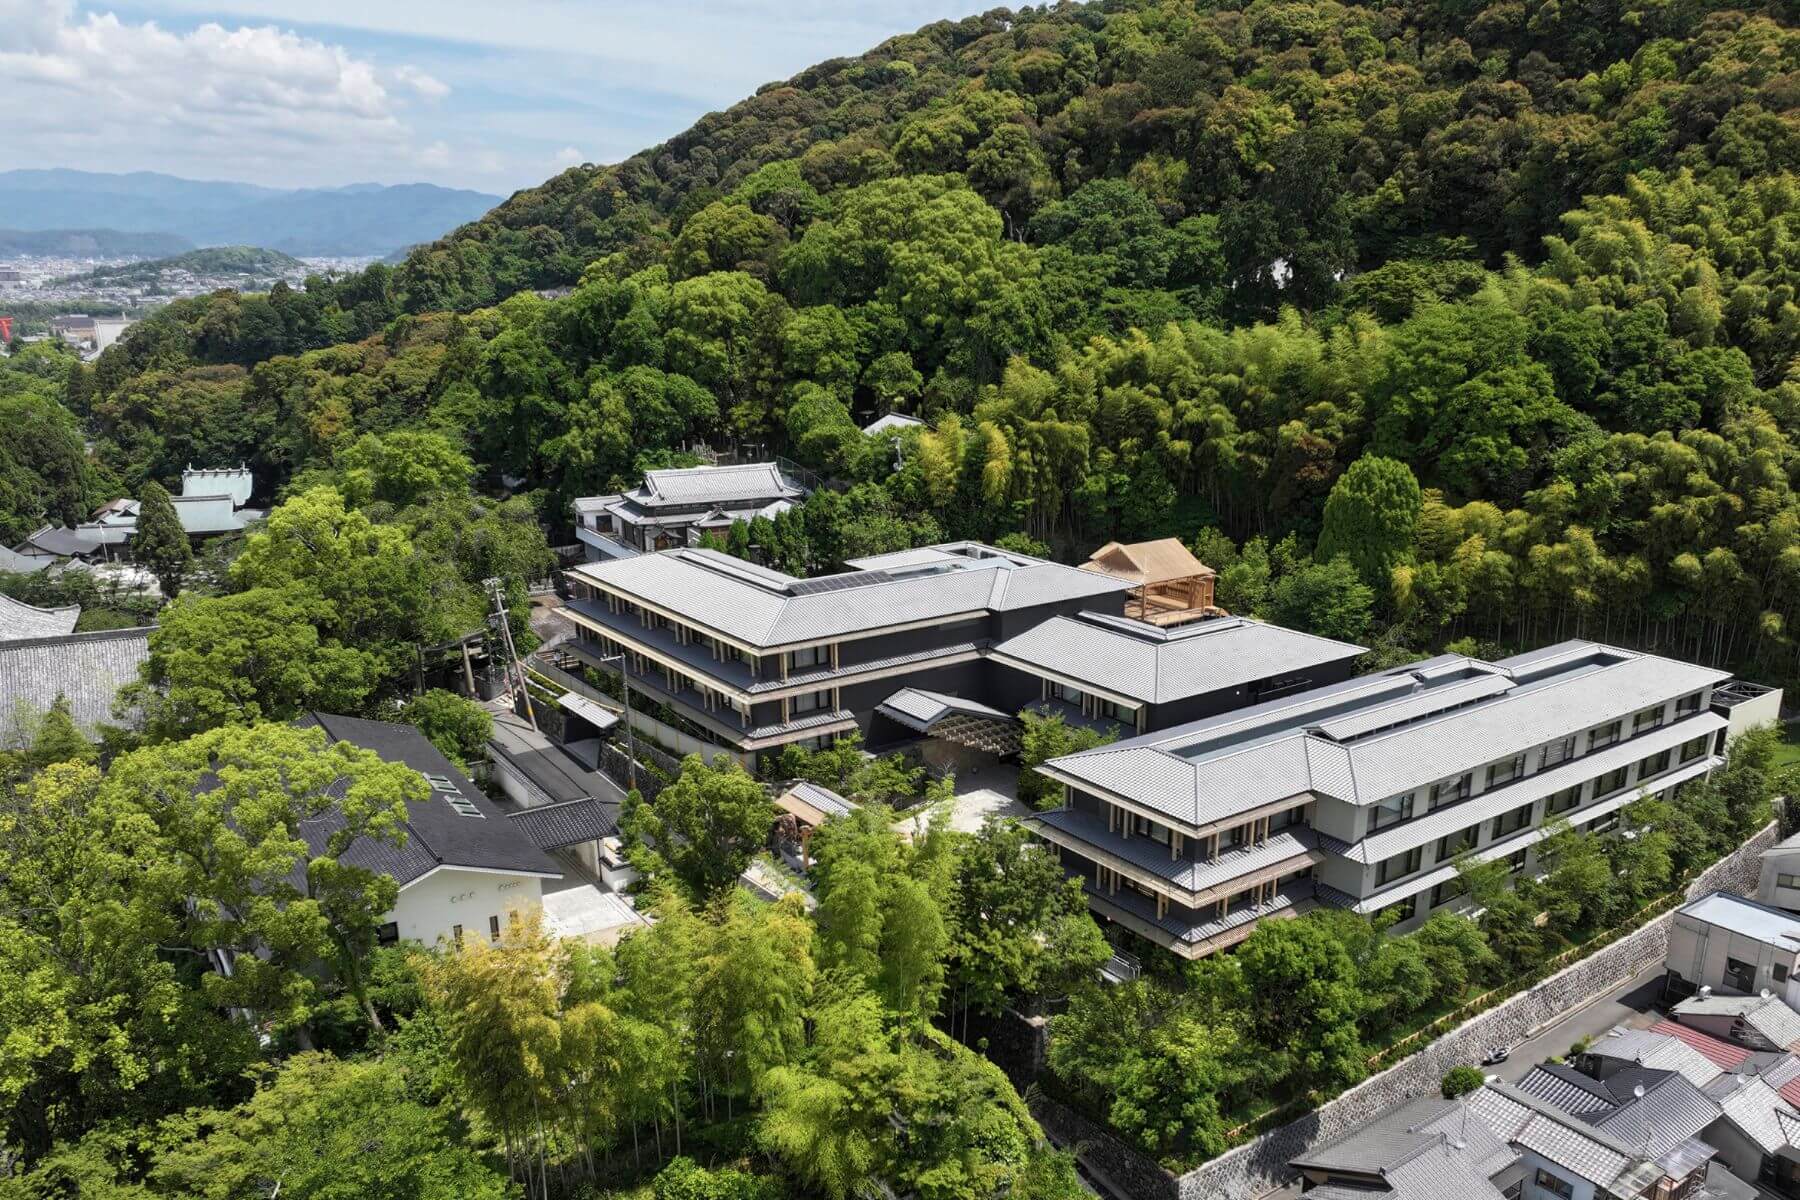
[1441,1065,1485,1098]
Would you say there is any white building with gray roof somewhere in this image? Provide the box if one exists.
[573,462,808,560]
[1031,640,1735,956]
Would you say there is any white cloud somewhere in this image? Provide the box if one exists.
[0,0,448,184]
[393,63,448,100]
[550,145,585,169]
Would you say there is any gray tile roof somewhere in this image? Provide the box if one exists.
[861,413,926,436]
[1290,1094,1516,1200]
[1674,994,1800,1049]
[0,627,150,743]
[0,545,49,574]
[21,523,105,556]
[781,780,856,820]
[990,612,1365,705]
[1467,1082,1642,1190]
[876,686,1012,732]
[180,466,253,506]
[296,713,562,887]
[567,542,1134,649]
[1027,806,1325,897]
[508,798,619,850]
[1516,1064,1721,1171]
[1042,640,1727,830]
[1588,1026,1727,1087]
[0,593,80,640]
[1709,1074,1799,1152]
[641,462,802,506]
[486,712,624,807]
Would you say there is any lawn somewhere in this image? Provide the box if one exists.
[1774,722,1800,769]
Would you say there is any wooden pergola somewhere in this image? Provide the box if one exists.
[1082,539,1221,627]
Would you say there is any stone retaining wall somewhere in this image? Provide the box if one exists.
[1031,824,1779,1200]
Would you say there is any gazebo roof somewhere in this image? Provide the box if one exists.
[1082,539,1216,587]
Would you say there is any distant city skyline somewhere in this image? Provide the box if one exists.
[1,0,974,194]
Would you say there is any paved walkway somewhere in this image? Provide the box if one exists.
[894,759,1032,835]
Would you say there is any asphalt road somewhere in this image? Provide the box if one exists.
[1486,960,1670,1083]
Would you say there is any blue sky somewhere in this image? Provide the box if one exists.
[0,0,972,193]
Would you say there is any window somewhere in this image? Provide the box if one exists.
[1431,877,1468,909]
[1132,813,1170,845]
[376,921,399,946]
[1726,957,1757,993]
[1637,749,1672,778]
[424,774,484,819]
[1437,824,1479,862]
[1429,774,1472,810]
[1676,691,1703,715]
[1594,767,1629,797]
[791,689,832,714]
[1371,793,1415,832]
[789,645,825,670]
[1226,823,1249,849]
[1050,681,1086,706]
[1097,698,1136,724]
[1633,705,1666,733]
[1585,812,1621,835]
[1779,873,1800,890]
[1589,720,1622,751]
[1377,847,1423,886]
[1491,803,1533,839]
[1540,736,1575,769]
[1534,1168,1575,1200]
[1503,848,1528,874]
[1379,895,1417,924]
[489,915,501,942]
[1486,754,1526,788]
[1546,785,1583,816]
[1777,962,1791,985]
[1681,736,1709,764]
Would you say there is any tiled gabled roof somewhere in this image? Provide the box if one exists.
[0,592,80,640]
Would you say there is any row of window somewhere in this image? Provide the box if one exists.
[1371,741,1709,887]
[1398,693,1703,829]
[1369,729,1711,837]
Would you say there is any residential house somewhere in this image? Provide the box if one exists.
[573,462,808,560]
[1031,641,1736,958]
[1757,832,1800,915]
[1289,1093,1523,1198]
[483,709,622,879]
[1510,1063,1720,1197]
[1665,893,1800,1007]
[294,713,563,947]
[1672,992,1800,1054]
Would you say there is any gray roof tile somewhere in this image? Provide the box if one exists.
[0,627,150,743]
[991,612,1364,705]
[0,593,80,640]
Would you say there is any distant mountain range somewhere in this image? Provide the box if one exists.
[0,170,502,257]
[0,228,195,258]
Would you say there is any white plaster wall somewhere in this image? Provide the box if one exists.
[391,867,547,948]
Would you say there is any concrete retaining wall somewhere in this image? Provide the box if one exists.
[1033,823,1779,1200]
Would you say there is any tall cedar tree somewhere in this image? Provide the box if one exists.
[134,479,193,598]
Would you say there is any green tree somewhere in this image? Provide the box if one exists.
[133,480,193,599]
[400,689,493,769]
[1316,456,1422,592]
[98,723,423,1033]
[622,755,774,900]
[1237,918,1368,1095]
[1266,555,1376,642]
[149,1053,513,1200]
[1441,1065,1485,1098]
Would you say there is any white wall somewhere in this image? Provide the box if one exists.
[391,867,549,948]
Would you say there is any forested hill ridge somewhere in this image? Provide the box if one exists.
[32,0,1800,687]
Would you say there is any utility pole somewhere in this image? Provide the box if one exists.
[588,650,638,792]
[486,577,537,731]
